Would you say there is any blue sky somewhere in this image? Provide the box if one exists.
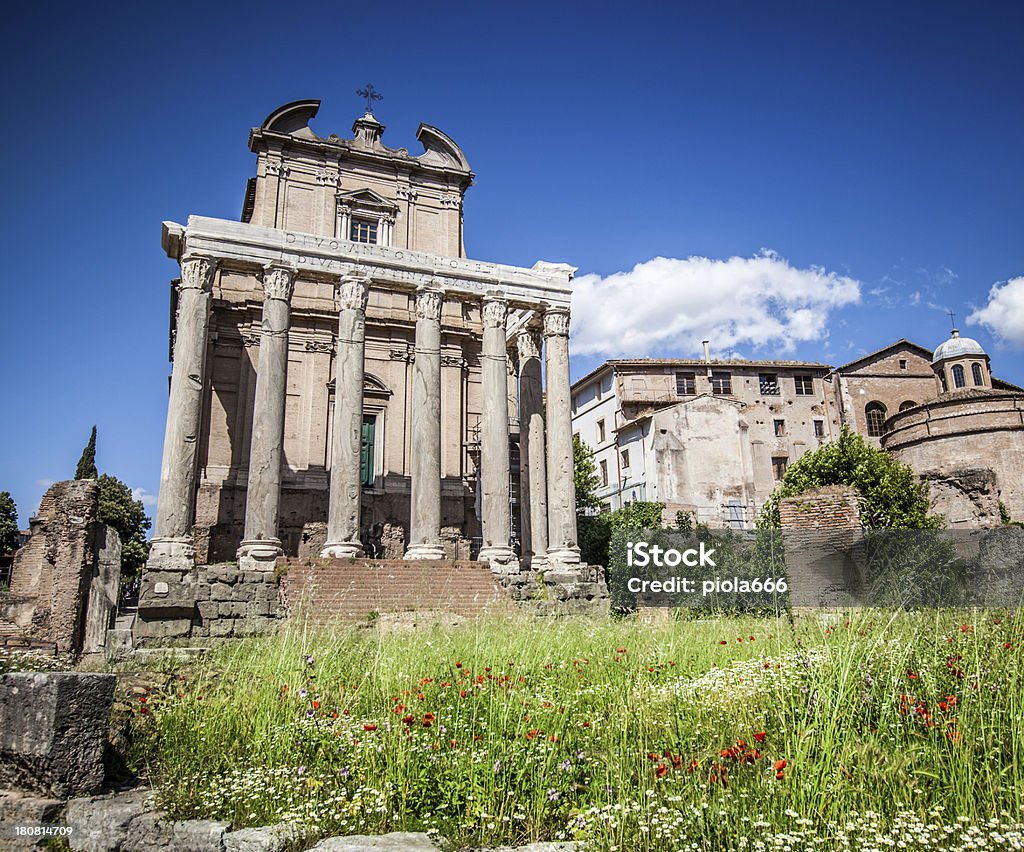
[1,1,1022,525]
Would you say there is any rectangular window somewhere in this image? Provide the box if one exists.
[794,375,814,395]
[711,371,732,394]
[596,419,606,444]
[675,371,696,395]
[599,459,608,487]
[772,457,789,481]
[759,373,780,395]
[350,217,378,244]
[621,449,630,469]
[813,419,825,438]
[773,419,786,437]
[360,414,376,487]
[899,359,908,370]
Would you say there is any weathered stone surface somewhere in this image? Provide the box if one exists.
[7,480,100,653]
[134,615,192,640]
[404,286,445,560]
[121,815,229,852]
[223,824,295,852]
[150,257,214,562]
[478,296,516,570]
[218,601,247,618]
[83,524,122,654]
[322,273,369,559]
[0,672,116,797]
[0,790,65,826]
[517,327,548,567]
[544,308,580,566]
[65,788,151,851]
[239,266,295,561]
[211,583,234,601]
[309,832,440,851]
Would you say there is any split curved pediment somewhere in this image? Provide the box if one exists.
[415,124,472,171]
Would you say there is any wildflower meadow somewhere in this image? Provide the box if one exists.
[124,610,1024,850]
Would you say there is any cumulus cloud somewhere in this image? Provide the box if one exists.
[131,487,158,508]
[968,277,1024,348]
[570,250,861,357]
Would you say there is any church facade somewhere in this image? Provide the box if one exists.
[146,100,582,578]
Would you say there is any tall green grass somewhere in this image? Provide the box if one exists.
[126,610,1024,850]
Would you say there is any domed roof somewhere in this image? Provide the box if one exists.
[932,329,987,364]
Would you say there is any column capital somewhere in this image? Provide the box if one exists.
[335,270,370,313]
[262,265,296,302]
[415,283,444,322]
[481,294,509,329]
[515,326,543,360]
[179,255,216,293]
[543,306,570,338]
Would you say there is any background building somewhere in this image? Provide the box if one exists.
[572,332,1024,528]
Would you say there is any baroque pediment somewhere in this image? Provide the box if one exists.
[336,188,398,213]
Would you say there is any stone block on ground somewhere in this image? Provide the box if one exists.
[65,788,151,851]
[309,832,441,851]
[224,823,296,852]
[0,672,116,798]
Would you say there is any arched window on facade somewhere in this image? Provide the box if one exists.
[865,402,887,437]
[952,364,966,389]
[899,400,916,412]
[972,363,984,386]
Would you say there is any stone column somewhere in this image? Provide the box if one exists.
[404,284,446,560]
[478,295,517,571]
[238,265,296,567]
[322,271,371,558]
[148,255,216,570]
[543,306,581,566]
[517,325,548,567]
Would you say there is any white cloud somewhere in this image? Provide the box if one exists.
[569,251,861,357]
[968,276,1024,347]
[131,487,158,508]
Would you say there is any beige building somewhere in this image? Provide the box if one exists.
[882,330,1024,526]
[571,331,1024,529]
[145,99,583,579]
[570,355,839,526]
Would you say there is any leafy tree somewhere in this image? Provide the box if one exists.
[97,474,151,581]
[759,426,941,529]
[75,426,98,480]
[573,433,601,512]
[0,491,19,555]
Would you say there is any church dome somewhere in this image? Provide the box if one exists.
[932,329,986,364]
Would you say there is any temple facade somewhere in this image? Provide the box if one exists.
[146,99,581,578]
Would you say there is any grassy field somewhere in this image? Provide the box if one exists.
[123,610,1024,850]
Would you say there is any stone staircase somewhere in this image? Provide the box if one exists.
[279,558,513,623]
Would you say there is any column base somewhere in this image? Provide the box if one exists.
[237,539,283,571]
[478,545,521,575]
[320,541,364,559]
[545,545,582,567]
[404,543,446,560]
[146,537,195,572]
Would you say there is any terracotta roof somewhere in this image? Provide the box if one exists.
[834,339,933,372]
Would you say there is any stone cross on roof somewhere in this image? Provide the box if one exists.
[356,84,382,114]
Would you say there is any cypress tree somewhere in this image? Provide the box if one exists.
[74,426,98,480]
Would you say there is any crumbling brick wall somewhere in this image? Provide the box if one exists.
[779,485,862,607]
[5,480,118,654]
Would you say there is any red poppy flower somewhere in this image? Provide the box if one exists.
[455,661,462,668]
[363,723,377,732]
[402,714,415,724]
[655,763,668,778]
[774,759,787,771]
[754,731,766,743]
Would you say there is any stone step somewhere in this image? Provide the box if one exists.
[280,557,512,622]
